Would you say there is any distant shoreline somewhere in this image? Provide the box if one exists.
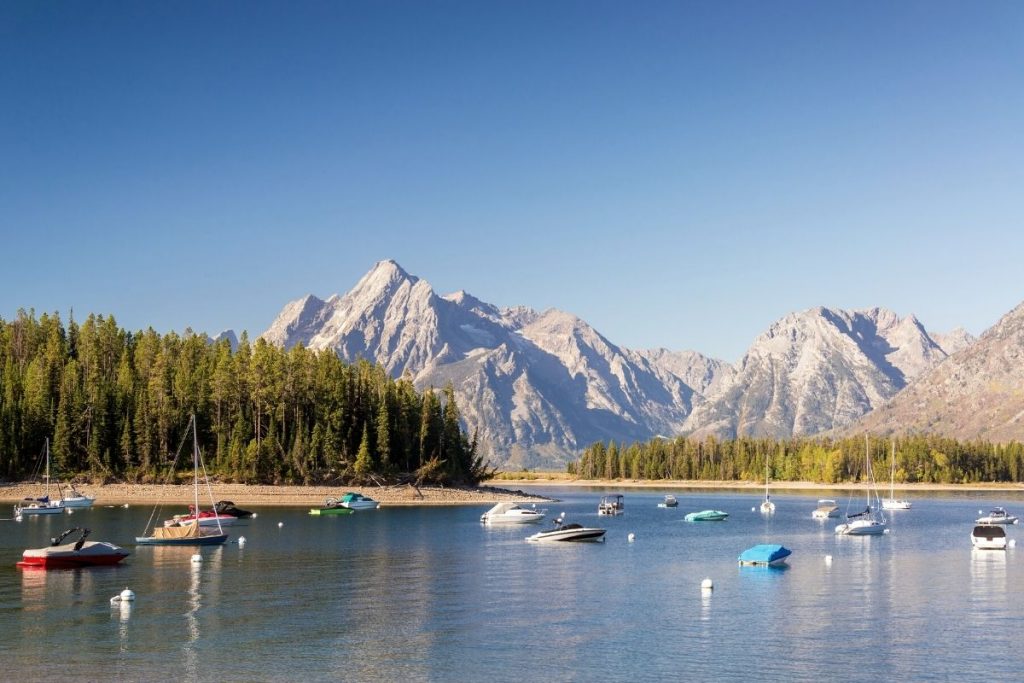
[0,482,552,507]
[487,476,1024,493]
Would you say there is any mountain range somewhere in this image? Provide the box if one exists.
[261,259,999,468]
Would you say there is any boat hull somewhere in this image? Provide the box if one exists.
[881,499,911,510]
[135,533,228,546]
[835,520,886,536]
[309,507,354,516]
[58,496,95,508]
[684,510,728,522]
[165,514,237,527]
[482,514,545,524]
[812,509,839,519]
[16,505,65,516]
[527,528,606,543]
[17,541,129,568]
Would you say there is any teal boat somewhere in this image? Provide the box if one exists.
[684,510,729,522]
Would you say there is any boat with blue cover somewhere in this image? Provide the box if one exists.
[738,544,792,566]
[684,510,728,522]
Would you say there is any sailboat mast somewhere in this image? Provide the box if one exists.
[192,414,200,515]
[45,437,50,498]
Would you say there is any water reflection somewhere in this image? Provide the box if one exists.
[184,560,201,680]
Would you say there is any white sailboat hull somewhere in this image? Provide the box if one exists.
[881,499,911,510]
[835,519,886,535]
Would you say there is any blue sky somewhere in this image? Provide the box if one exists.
[2,1,1022,361]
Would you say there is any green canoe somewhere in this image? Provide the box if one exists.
[309,507,354,516]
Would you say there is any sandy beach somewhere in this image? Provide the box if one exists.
[0,482,552,507]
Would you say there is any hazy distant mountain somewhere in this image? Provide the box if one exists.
[262,260,979,465]
[682,307,961,439]
[854,301,1024,441]
[262,260,723,467]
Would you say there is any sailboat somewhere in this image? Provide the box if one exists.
[835,436,887,536]
[881,439,911,510]
[760,459,775,513]
[14,439,65,516]
[135,415,228,546]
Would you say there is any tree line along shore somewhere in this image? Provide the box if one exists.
[0,310,489,487]
[566,435,1024,485]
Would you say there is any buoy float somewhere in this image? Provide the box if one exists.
[15,515,22,522]
[124,504,129,508]
[825,555,833,565]
[67,509,74,515]
[238,536,246,546]
[979,510,984,515]
[251,513,258,518]
[1009,539,1017,548]
[751,507,756,512]
[120,588,135,602]
[278,522,284,528]
[191,554,202,564]
[627,533,636,542]
[701,578,713,591]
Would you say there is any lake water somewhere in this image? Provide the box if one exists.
[2,488,1023,681]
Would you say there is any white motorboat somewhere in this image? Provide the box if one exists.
[976,507,1018,525]
[526,516,606,543]
[880,440,911,510]
[657,495,678,508]
[812,499,840,519]
[480,502,546,524]
[336,492,380,510]
[836,436,887,536]
[57,486,96,508]
[971,525,1008,550]
[598,494,624,516]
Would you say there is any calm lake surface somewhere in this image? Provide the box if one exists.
[2,488,1023,681]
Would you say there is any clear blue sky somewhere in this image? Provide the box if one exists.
[2,1,1022,361]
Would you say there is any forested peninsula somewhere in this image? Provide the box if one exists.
[0,310,490,485]
[568,435,1024,484]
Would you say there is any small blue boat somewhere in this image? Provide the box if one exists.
[738,544,792,566]
[684,510,728,522]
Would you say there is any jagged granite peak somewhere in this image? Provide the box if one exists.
[683,306,954,439]
[855,300,1024,441]
[931,326,976,356]
[636,348,735,398]
[262,261,705,467]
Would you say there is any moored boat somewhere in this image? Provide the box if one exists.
[971,525,1008,550]
[526,516,606,543]
[309,499,355,516]
[812,499,840,519]
[480,502,546,524]
[658,495,678,508]
[880,440,911,510]
[684,510,728,522]
[135,415,228,546]
[976,507,1018,525]
[598,494,624,516]
[17,527,129,568]
[336,492,380,510]
[164,506,237,527]
[57,485,95,509]
[215,500,254,518]
[835,436,887,536]
[15,439,65,517]
[738,544,792,567]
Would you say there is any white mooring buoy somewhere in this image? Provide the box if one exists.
[751,507,756,512]
[191,554,202,564]
[825,555,833,565]
[238,536,246,546]
[278,521,284,528]
[701,578,713,591]
[628,532,636,542]
[252,513,258,518]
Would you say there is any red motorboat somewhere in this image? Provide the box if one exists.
[17,528,130,569]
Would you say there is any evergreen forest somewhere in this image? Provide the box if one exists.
[568,434,1024,484]
[0,310,490,485]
